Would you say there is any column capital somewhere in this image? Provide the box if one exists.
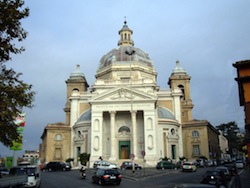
[130,110,137,114]
[109,111,116,115]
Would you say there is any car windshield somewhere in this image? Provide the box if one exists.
[205,170,219,175]
[10,167,36,176]
[105,169,118,175]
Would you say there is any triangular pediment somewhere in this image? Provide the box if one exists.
[90,87,157,102]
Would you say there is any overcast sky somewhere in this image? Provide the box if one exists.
[1,0,249,157]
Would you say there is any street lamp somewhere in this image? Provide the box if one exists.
[125,48,135,111]
[125,48,136,168]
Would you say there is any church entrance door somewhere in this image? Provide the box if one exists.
[119,141,130,159]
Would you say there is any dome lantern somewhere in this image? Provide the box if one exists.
[118,20,134,46]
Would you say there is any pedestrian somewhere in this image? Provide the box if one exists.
[132,161,135,173]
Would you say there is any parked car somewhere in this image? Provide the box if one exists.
[196,159,207,167]
[0,167,9,177]
[93,160,117,169]
[9,165,41,188]
[156,161,179,169]
[92,168,122,185]
[235,159,244,169]
[206,160,214,167]
[120,161,142,170]
[182,161,197,172]
[45,162,71,171]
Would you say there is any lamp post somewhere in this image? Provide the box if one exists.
[125,48,136,170]
[125,48,135,112]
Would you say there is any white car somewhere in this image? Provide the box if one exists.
[182,161,197,172]
[236,160,244,169]
[93,160,117,169]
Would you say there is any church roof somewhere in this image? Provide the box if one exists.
[172,60,187,74]
[158,106,176,120]
[77,109,91,122]
[70,64,85,79]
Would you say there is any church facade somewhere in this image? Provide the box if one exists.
[40,22,221,166]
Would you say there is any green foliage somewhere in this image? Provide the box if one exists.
[161,157,171,161]
[79,153,90,165]
[66,158,74,163]
[216,121,242,153]
[0,0,35,147]
[0,65,35,146]
[0,0,29,62]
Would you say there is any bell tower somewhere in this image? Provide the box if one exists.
[168,60,194,122]
[64,65,89,125]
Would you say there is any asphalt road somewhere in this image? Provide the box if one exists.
[40,167,210,188]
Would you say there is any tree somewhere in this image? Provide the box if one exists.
[0,0,29,62]
[0,0,35,147]
[216,121,242,153]
[79,153,90,166]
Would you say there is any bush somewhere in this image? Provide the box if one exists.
[66,158,74,163]
[79,153,90,165]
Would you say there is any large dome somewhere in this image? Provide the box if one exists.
[97,21,154,72]
[98,46,153,70]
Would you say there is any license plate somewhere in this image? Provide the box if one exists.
[110,176,116,179]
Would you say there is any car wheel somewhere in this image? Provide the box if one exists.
[62,168,66,171]
[48,168,52,172]
[98,179,102,185]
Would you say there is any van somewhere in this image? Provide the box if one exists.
[9,165,41,188]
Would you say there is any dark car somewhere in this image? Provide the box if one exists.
[120,161,142,170]
[45,162,71,171]
[0,167,9,177]
[156,161,178,169]
[200,170,224,187]
[92,168,122,185]
[224,163,238,176]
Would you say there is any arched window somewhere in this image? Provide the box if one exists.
[118,126,130,133]
[171,128,175,135]
[178,84,185,100]
[55,134,62,141]
[192,131,199,138]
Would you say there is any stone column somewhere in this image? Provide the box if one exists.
[172,88,183,157]
[69,90,80,160]
[109,111,116,161]
[131,110,138,159]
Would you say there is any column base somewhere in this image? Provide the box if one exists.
[109,157,117,161]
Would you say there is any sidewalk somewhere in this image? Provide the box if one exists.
[239,168,250,188]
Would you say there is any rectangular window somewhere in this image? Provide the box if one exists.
[193,145,200,156]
